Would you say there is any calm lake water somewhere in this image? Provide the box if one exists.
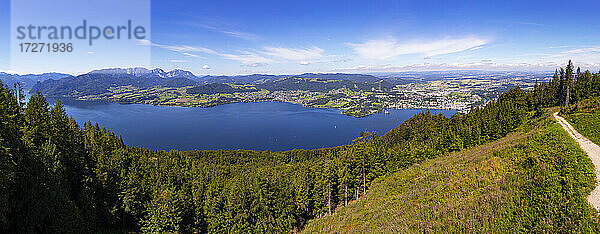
[55,99,455,151]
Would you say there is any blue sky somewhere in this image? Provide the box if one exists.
[2,0,600,75]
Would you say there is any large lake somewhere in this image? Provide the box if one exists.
[56,99,455,151]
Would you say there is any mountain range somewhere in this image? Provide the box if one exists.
[0,72,72,88]
[27,67,390,97]
[31,68,198,96]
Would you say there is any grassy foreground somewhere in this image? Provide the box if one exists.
[302,113,600,233]
[564,98,600,146]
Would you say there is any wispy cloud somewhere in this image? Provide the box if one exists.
[298,57,351,66]
[178,13,262,41]
[549,46,600,67]
[559,46,600,55]
[168,59,187,63]
[218,51,274,64]
[202,65,211,69]
[0,69,19,74]
[333,61,563,72]
[242,63,268,67]
[182,52,200,58]
[138,39,272,64]
[137,39,214,56]
[260,46,324,61]
[346,36,489,60]
[548,45,572,49]
[490,20,548,27]
[197,24,261,41]
[139,39,331,66]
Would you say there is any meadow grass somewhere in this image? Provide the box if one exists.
[302,114,600,233]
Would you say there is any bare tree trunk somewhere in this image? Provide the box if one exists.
[327,182,332,215]
[344,184,348,206]
[362,165,366,195]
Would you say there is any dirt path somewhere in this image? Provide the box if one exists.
[554,112,600,210]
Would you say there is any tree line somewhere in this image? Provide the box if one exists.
[1,61,599,232]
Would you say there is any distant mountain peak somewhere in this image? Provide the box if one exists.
[90,67,151,76]
[165,69,196,78]
[88,67,196,79]
[150,68,166,75]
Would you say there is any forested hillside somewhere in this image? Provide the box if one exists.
[1,61,600,232]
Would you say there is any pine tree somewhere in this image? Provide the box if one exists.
[565,60,574,106]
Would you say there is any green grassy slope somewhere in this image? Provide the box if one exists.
[564,98,600,145]
[302,115,600,233]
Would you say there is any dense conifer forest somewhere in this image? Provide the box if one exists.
[1,61,600,232]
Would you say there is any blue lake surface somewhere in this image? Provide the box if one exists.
[57,100,456,151]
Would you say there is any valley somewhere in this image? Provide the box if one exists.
[23,68,551,117]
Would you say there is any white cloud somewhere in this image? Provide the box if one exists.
[299,61,310,65]
[489,20,547,27]
[0,69,16,74]
[548,45,572,49]
[168,59,187,63]
[202,65,211,69]
[330,46,598,72]
[137,39,272,65]
[221,30,259,40]
[346,36,489,60]
[219,52,274,64]
[261,46,324,61]
[193,24,261,41]
[137,39,216,54]
[138,39,330,66]
[544,46,600,68]
[558,46,600,56]
[332,61,566,72]
[182,52,199,58]
[242,63,268,67]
